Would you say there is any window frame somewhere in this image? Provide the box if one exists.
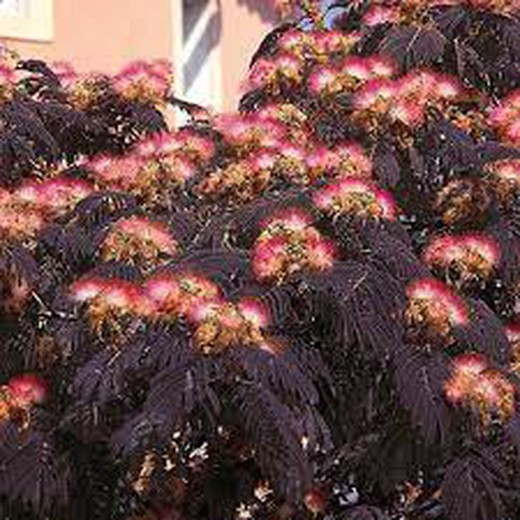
[0,0,54,42]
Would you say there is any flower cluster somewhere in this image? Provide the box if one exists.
[136,129,215,165]
[353,70,464,132]
[70,271,222,333]
[0,177,93,244]
[406,278,469,340]
[257,102,308,128]
[278,29,361,63]
[444,353,515,425]
[215,113,287,152]
[489,89,520,146]
[251,209,336,283]
[363,0,520,26]
[424,233,501,282]
[246,53,303,94]
[313,178,396,220]
[69,271,278,355]
[434,179,491,227]
[192,298,275,354]
[199,105,375,200]
[113,60,173,105]
[272,0,321,20]
[308,55,395,97]
[87,131,211,204]
[49,59,173,109]
[0,56,16,100]
[88,154,163,200]
[70,276,153,336]
[64,72,109,110]
[0,374,47,425]
[486,158,520,199]
[101,216,178,267]
[197,157,273,201]
[506,323,520,374]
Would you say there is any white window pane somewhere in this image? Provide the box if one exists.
[0,0,24,17]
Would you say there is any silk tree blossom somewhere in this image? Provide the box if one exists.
[63,71,108,110]
[13,177,93,217]
[311,30,361,60]
[487,158,520,197]
[101,216,178,267]
[0,195,46,243]
[7,374,48,408]
[489,89,520,146]
[365,0,518,24]
[278,29,310,56]
[353,70,464,131]
[257,102,308,127]
[0,174,93,245]
[245,53,303,94]
[197,157,273,201]
[506,323,520,374]
[135,130,215,164]
[308,55,395,98]
[252,208,336,283]
[406,278,469,339]
[277,28,360,62]
[305,146,341,180]
[113,60,173,104]
[308,65,345,96]
[70,276,159,336]
[0,59,16,100]
[143,272,223,322]
[445,353,515,425]
[50,60,77,87]
[214,113,287,151]
[275,141,309,182]
[313,178,397,220]
[353,78,399,121]
[271,0,321,20]
[331,143,373,179]
[89,154,157,196]
[424,233,501,281]
[192,297,273,354]
[362,5,399,26]
[0,374,48,425]
[88,151,194,202]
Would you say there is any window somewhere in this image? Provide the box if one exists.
[0,0,25,17]
[0,0,53,41]
[174,0,222,110]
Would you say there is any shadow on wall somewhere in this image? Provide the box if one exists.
[237,0,279,24]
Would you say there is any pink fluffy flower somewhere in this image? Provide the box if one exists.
[444,353,489,404]
[313,178,397,220]
[237,297,270,329]
[113,60,173,103]
[424,233,500,280]
[307,65,342,96]
[262,208,314,232]
[362,5,399,26]
[8,374,48,407]
[13,177,93,215]
[406,278,469,327]
[70,276,111,303]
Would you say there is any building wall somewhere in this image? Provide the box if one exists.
[220,1,277,109]
[2,0,172,73]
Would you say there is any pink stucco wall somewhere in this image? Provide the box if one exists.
[220,1,277,109]
[2,0,172,74]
